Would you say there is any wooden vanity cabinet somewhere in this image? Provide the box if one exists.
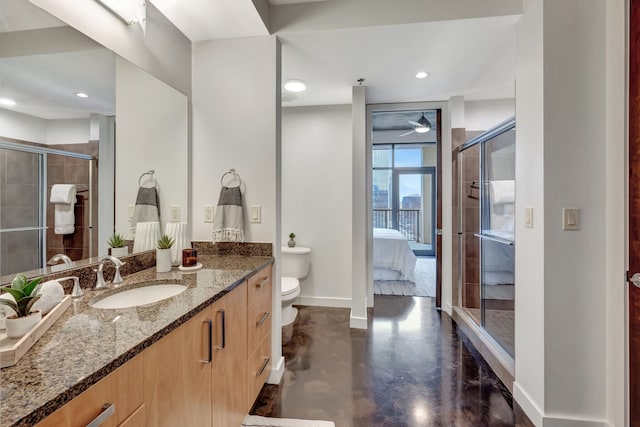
[211,281,248,427]
[247,264,272,408]
[35,354,144,427]
[143,305,213,426]
[35,264,272,427]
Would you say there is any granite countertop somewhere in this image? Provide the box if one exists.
[0,255,273,427]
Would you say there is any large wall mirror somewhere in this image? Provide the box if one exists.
[0,0,189,280]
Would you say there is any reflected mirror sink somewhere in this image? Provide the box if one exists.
[91,284,186,310]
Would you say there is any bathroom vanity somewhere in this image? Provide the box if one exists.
[0,256,273,427]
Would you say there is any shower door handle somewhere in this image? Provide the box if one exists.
[630,272,640,289]
[435,229,442,236]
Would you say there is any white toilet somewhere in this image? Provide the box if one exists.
[281,246,311,326]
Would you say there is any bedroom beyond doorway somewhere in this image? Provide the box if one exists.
[371,109,440,299]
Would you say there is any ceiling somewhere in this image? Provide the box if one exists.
[0,0,518,120]
[149,0,519,107]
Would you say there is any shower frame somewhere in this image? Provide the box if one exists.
[0,140,96,272]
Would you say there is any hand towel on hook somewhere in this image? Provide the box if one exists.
[212,186,244,242]
[131,187,160,236]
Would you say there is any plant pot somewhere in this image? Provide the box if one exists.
[5,310,41,339]
[288,238,296,248]
[156,248,172,273]
[111,247,128,257]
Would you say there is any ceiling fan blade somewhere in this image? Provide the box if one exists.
[408,120,421,127]
[399,130,415,137]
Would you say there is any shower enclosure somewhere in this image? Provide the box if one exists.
[454,118,515,362]
[0,140,97,278]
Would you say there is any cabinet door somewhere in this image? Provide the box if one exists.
[212,281,248,426]
[36,354,143,427]
[144,307,212,426]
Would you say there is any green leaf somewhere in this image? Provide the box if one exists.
[25,296,41,315]
[23,276,43,297]
[11,274,27,290]
[0,299,18,316]
[0,287,25,302]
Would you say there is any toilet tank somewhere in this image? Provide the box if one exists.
[281,246,311,279]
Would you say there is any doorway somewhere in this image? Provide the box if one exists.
[369,108,442,300]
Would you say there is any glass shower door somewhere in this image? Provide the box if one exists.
[0,147,45,277]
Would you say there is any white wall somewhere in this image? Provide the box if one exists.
[191,35,283,381]
[46,119,90,144]
[0,108,47,143]
[514,0,621,425]
[0,108,94,145]
[115,57,189,239]
[282,105,352,307]
[464,98,515,131]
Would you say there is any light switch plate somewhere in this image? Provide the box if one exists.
[562,208,580,230]
[128,205,134,221]
[524,207,533,228]
[170,205,181,222]
[250,206,261,223]
[204,206,214,223]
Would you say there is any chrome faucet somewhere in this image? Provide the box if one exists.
[57,276,82,298]
[47,254,73,267]
[94,255,125,289]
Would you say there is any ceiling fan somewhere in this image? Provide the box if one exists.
[400,112,432,136]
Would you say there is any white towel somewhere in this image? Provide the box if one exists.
[165,222,190,266]
[51,185,76,235]
[212,186,244,242]
[490,180,515,205]
[133,221,161,253]
[50,184,76,204]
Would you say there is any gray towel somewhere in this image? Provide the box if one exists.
[131,186,160,234]
[212,186,244,242]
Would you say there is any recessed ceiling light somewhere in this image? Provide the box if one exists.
[76,92,89,98]
[0,98,16,106]
[284,80,306,93]
[416,71,429,79]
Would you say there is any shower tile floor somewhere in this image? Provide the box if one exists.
[252,296,532,427]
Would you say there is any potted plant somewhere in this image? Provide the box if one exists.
[156,234,175,273]
[107,233,128,257]
[288,232,296,248]
[0,274,44,338]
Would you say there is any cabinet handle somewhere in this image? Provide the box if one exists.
[216,309,226,350]
[256,357,270,377]
[255,277,269,288]
[201,319,212,363]
[257,312,270,326]
[86,403,115,427]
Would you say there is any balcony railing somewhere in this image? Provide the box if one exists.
[373,209,420,241]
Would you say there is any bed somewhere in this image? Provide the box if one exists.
[373,228,417,281]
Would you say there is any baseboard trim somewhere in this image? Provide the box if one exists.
[543,416,609,427]
[513,382,544,427]
[349,311,368,329]
[266,356,285,385]
[296,296,352,308]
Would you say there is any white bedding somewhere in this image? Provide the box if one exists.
[373,228,417,280]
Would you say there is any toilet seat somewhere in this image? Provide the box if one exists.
[281,277,300,296]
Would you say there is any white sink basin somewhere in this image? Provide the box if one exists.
[91,284,186,310]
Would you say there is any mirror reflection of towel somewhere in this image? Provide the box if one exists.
[50,184,76,235]
[212,186,244,242]
[490,180,515,205]
[131,186,160,235]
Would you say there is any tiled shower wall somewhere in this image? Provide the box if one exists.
[46,142,99,262]
[452,130,483,319]
[0,148,41,275]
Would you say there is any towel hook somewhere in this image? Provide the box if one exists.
[138,170,157,187]
[220,169,241,187]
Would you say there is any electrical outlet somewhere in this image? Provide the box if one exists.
[170,205,181,222]
[204,206,214,223]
